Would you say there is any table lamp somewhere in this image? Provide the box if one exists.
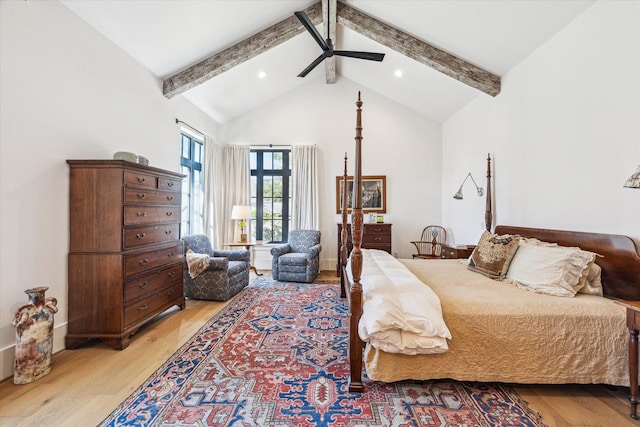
[231,205,251,242]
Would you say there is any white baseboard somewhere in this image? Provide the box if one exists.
[0,322,67,382]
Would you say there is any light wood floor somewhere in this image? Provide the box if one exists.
[0,271,637,427]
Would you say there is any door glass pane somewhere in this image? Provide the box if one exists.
[263,176,273,196]
[273,152,283,169]
[194,141,203,163]
[272,219,283,242]
[181,135,190,158]
[272,197,282,218]
[264,152,273,171]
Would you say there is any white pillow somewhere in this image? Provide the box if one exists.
[506,244,596,297]
[578,262,604,296]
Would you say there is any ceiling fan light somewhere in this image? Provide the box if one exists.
[394,69,403,78]
[258,70,267,79]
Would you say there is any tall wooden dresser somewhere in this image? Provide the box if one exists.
[336,223,392,275]
[66,160,185,350]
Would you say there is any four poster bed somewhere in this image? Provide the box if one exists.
[340,92,640,393]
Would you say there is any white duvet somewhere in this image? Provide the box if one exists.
[347,249,451,355]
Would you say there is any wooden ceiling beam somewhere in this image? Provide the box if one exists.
[163,2,322,98]
[323,0,337,84]
[336,2,501,96]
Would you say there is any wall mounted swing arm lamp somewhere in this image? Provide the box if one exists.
[623,165,640,189]
[453,172,484,200]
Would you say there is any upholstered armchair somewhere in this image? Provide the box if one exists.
[182,234,250,301]
[271,230,322,283]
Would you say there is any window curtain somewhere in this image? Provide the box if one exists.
[203,142,250,247]
[291,145,319,230]
[203,135,224,248]
[221,145,251,244]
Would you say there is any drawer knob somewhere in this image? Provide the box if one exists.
[167,182,174,187]
[139,258,148,266]
[137,193,147,199]
[165,229,172,235]
[168,271,176,278]
[136,176,146,183]
[168,252,175,258]
[374,237,382,241]
[166,211,173,216]
[137,304,149,311]
[136,233,146,240]
[136,211,147,217]
[138,281,148,289]
[167,195,174,201]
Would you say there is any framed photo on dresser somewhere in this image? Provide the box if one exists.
[336,175,386,214]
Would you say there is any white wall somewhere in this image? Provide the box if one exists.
[0,1,220,380]
[442,0,640,244]
[221,78,443,269]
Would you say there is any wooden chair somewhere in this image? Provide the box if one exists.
[411,225,447,259]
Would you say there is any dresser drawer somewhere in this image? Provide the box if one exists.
[124,206,181,225]
[124,188,180,206]
[124,282,183,327]
[158,177,181,191]
[124,242,183,277]
[124,170,157,189]
[124,263,182,303]
[123,223,179,249]
[362,233,390,245]
[364,224,391,236]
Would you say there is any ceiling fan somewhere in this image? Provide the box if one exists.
[294,6,385,77]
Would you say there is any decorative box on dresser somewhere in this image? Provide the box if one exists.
[336,223,392,275]
[66,160,185,350]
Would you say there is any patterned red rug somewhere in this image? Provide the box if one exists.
[100,279,548,426]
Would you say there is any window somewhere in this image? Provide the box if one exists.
[250,149,291,243]
[180,132,204,236]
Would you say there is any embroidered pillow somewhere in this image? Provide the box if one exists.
[468,231,520,280]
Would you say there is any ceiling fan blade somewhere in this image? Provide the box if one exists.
[294,11,330,52]
[298,54,327,78]
[334,51,385,62]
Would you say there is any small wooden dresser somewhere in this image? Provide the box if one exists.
[336,223,392,275]
[66,160,185,350]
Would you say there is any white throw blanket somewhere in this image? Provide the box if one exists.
[347,249,451,355]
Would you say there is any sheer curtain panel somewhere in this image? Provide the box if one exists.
[291,145,319,230]
[222,145,251,244]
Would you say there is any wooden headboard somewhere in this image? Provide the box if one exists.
[495,225,640,300]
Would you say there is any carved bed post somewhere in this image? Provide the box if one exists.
[349,92,365,392]
[485,153,492,232]
[340,152,349,298]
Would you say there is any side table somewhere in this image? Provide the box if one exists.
[616,300,640,419]
[222,242,264,276]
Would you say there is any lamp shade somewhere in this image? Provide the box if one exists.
[231,205,251,220]
[624,166,640,189]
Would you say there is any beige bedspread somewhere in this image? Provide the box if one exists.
[364,258,629,386]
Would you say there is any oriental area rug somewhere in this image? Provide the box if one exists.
[100,279,548,427]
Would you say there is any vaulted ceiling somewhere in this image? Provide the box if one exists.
[61,0,594,124]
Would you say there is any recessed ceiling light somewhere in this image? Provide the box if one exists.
[394,69,403,78]
[258,70,267,79]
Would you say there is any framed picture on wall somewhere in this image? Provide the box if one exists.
[336,175,386,214]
